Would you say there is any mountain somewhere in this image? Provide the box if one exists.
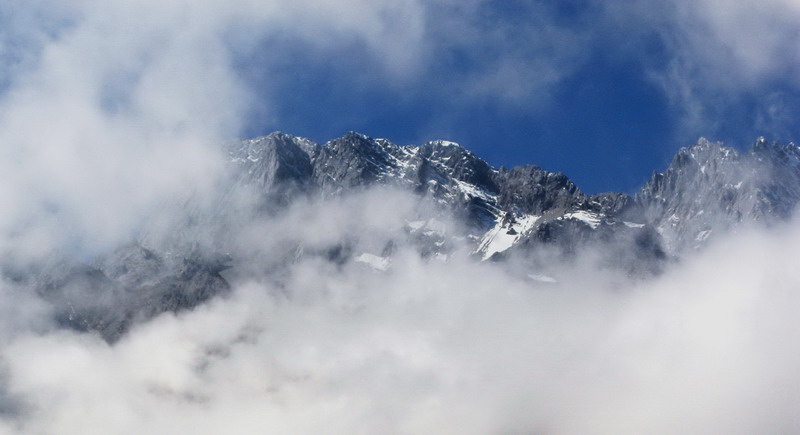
[638,137,800,252]
[16,132,800,341]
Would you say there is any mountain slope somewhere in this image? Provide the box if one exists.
[638,137,800,252]
[16,132,800,341]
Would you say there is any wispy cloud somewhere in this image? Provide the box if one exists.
[1,2,800,433]
[0,0,603,259]
[609,0,800,142]
[1,188,800,433]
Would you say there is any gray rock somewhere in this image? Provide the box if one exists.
[35,245,230,343]
[21,132,800,341]
[637,137,800,253]
[229,131,314,206]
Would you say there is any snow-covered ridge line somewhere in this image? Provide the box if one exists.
[231,131,800,263]
[24,131,800,342]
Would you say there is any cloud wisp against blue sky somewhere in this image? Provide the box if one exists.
[3,2,800,433]
[237,0,800,193]
[1,0,799,198]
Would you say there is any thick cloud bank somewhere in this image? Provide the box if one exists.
[1,192,800,434]
[1,1,800,434]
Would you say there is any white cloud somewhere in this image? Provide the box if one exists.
[608,0,800,139]
[0,0,612,262]
[2,188,800,433]
[0,0,474,260]
[1,1,800,433]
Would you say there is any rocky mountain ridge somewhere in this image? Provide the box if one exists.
[19,131,800,341]
[233,132,800,261]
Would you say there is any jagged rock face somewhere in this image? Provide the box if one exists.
[586,192,646,222]
[637,139,746,252]
[35,245,230,342]
[243,132,800,262]
[310,132,399,192]
[19,131,800,341]
[518,215,665,271]
[229,132,314,205]
[279,132,660,268]
[750,138,800,218]
[417,140,498,193]
[492,165,584,215]
[637,137,800,252]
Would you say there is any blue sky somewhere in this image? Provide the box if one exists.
[2,0,800,195]
[225,0,800,194]
[238,29,677,193]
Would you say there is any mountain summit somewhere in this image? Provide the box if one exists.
[21,132,800,341]
[228,132,800,260]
